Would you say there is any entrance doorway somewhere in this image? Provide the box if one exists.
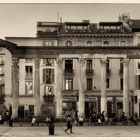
[117,102,123,119]
[85,102,97,118]
[107,101,113,118]
[18,106,24,118]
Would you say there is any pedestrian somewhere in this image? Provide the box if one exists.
[65,115,73,133]
[79,116,84,126]
[46,116,50,126]
[31,116,36,126]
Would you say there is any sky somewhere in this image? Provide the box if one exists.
[0,3,140,39]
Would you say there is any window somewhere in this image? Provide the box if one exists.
[103,41,109,46]
[86,59,92,72]
[106,59,110,73]
[106,78,110,89]
[0,67,3,74]
[138,59,140,69]
[87,78,92,90]
[65,60,73,73]
[120,59,123,73]
[0,77,4,84]
[25,66,33,79]
[25,81,33,95]
[0,56,3,64]
[62,102,76,113]
[29,105,34,117]
[43,59,54,66]
[44,86,53,95]
[86,41,92,46]
[65,41,73,46]
[0,86,4,94]
[65,78,73,90]
[43,68,54,84]
[43,40,54,46]
[120,40,126,46]
[120,78,123,90]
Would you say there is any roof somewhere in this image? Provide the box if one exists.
[65,22,89,26]
[0,38,17,46]
[99,22,123,26]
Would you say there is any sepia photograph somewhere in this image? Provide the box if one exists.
[0,2,140,137]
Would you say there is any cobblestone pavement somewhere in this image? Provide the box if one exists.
[0,123,140,137]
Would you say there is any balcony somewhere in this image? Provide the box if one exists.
[43,94,54,102]
[64,69,74,76]
[85,69,94,75]
[25,75,33,80]
[62,90,79,101]
[106,69,111,75]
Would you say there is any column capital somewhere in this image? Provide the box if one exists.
[34,58,40,67]
[56,58,63,65]
[12,58,19,65]
[100,58,107,64]
[78,58,85,66]
[123,58,129,66]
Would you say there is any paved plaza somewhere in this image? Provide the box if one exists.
[0,123,140,137]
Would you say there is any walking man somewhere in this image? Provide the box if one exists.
[65,115,73,133]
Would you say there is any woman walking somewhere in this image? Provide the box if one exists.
[65,115,73,133]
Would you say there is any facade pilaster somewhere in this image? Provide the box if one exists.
[123,58,129,116]
[12,58,19,118]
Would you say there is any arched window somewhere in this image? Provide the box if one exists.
[65,40,73,46]
[86,41,92,46]
[120,40,126,46]
[103,41,109,46]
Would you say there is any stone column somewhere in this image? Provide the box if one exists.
[123,58,129,116]
[100,58,107,114]
[12,58,19,118]
[34,58,41,116]
[56,58,63,118]
[78,58,85,117]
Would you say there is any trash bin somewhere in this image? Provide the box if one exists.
[49,123,54,135]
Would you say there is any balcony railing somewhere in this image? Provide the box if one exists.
[64,69,74,75]
[62,90,79,101]
[43,94,54,102]
[85,69,94,75]
[25,75,33,80]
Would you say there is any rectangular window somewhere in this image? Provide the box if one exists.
[0,67,3,74]
[138,60,140,69]
[106,59,109,72]
[29,105,34,117]
[25,81,33,95]
[87,78,92,90]
[43,40,54,46]
[25,66,33,79]
[120,60,123,73]
[0,77,4,84]
[120,78,123,90]
[86,59,92,72]
[106,78,110,89]
[0,86,4,94]
[43,68,54,84]
[0,56,3,64]
[43,59,54,66]
[65,78,73,90]
[65,60,73,73]
[44,86,53,95]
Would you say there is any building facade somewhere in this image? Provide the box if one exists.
[1,14,140,119]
